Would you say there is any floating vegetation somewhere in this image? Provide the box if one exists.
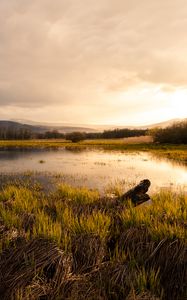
[39,159,45,164]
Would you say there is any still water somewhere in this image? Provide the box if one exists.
[0,148,186,192]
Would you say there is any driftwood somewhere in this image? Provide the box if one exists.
[120,179,151,206]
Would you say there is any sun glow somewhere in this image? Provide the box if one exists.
[114,85,187,126]
[170,89,187,118]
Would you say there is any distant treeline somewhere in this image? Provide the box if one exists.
[86,128,147,139]
[1,122,186,143]
[0,128,65,140]
[0,127,147,140]
[150,121,187,144]
[0,128,34,140]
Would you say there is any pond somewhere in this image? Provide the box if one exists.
[0,148,186,192]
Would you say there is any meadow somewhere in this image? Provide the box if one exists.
[0,177,186,300]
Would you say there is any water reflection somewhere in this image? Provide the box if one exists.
[0,148,186,191]
[65,146,87,153]
[0,148,50,160]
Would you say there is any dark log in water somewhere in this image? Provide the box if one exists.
[120,179,151,206]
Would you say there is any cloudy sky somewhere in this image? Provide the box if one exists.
[0,0,187,125]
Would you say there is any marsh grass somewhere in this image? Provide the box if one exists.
[0,179,186,299]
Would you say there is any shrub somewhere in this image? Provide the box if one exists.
[65,132,86,143]
[150,121,187,144]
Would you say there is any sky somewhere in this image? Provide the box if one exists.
[0,0,187,126]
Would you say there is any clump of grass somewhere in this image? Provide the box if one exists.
[69,210,111,240]
[119,190,187,240]
[39,159,45,164]
[132,267,162,296]
[0,185,39,214]
[0,238,72,300]
[32,210,62,244]
[0,202,21,231]
[56,183,99,205]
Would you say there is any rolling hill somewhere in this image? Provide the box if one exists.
[0,121,97,134]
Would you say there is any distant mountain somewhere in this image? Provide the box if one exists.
[0,121,43,132]
[1,120,98,133]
